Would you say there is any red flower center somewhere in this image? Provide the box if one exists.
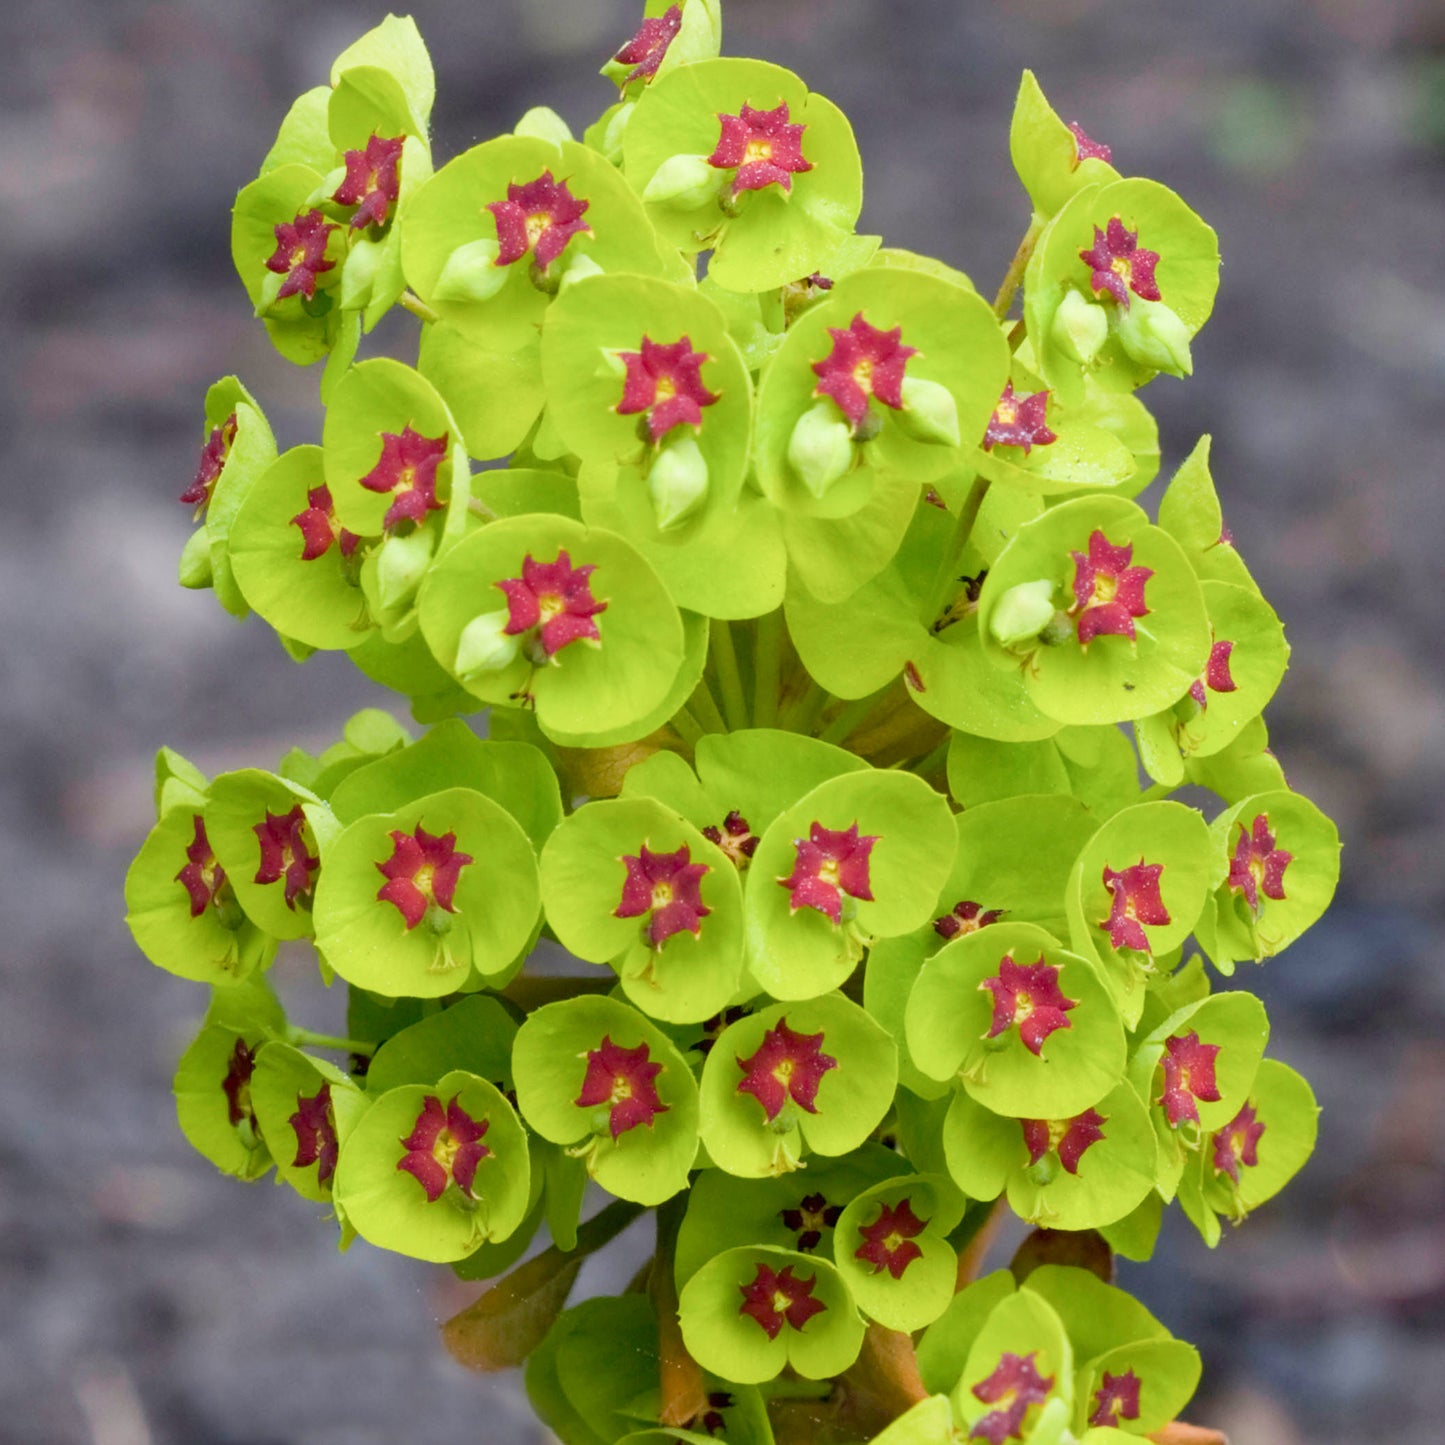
[375,824,473,930]
[854,1197,928,1280]
[1212,1101,1266,1183]
[982,382,1057,456]
[292,484,362,562]
[397,1094,491,1201]
[736,1018,838,1122]
[934,899,1005,941]
[264,209,338,301]
[616,335,720,442]
[253,804,320,909]
[575,1035,670,1139]
[970,1350,1055,1444]
[1021,1108,1107,1176]
[1159,1030,1223,1127]
[486,171,592,272]
[1188,637,1238,712]
[701,810,759,869]
[615,843,711,947]
[1088,1369,1142,1429]
[779,820,878,925]
[779,1190,842,1252]
[708,102,813,195]
[333,133,405,230]
[1069,529,1153,646]
[811,313,917,430]
[737,1262,826,1339]
[497,548,608,660]
[289,1084,339,1186]
[1226,814,1292,916]
[221,1038,257,1129]
[180,412,238,512]
[1100,860,1170,954]
[176,815,228,917]
[980,954,1078,1057]
[612,4,682,84]
[1068,121,1113,165]
[358,425,449,532]
[1079,217,1161,308]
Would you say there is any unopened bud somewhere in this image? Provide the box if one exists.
[178,528,213,590]
[642,153,720,211]
[339,235,382,311]
[433,238,509,303]
[375,527,436,613]
[896,376,961,447]
[455,608,521,678]
[1114,297,1193,377]
[558,252,605,291]
[600,100,636,163]
[1025,1154,1057,1187]
[787,401,855,499]
[989,579,1057,650]
[514,106,573,146]
[1052,288,1109,366]
[648,434,710,529]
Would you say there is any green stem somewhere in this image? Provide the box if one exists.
[780,678,830,735]
[752,610,784,729]
[709,619,750,731]
[817,688,889,746]
[467,496,498,521]
[918,475,991,628]
[287,1027,377,1056]
[910,738,951,782]
[689,675,729,734]
[398,289,441,325]
[670,706,705,748]
[761,1379,836,1402]
[991,218,1042,322]
[1138,781,1175,803]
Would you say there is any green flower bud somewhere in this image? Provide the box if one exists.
[895,376,961,447]
[1051,287,1109,366]
[433,239,509,303]
[787,401,855,499]
[1115,297,1194,377]
[1025,1153,1057,1187]
[178,527,213,590]
[648,434,710,530]
[455,608,521,678]
[988,579,1058,650]
[600,99,636,162]
[340,235,383,312]
[375,526,436,614]
[558,252,605,292]
[514,105,573,146]
[642,152,721,211]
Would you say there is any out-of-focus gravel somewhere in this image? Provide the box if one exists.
[2,1,1442,1441]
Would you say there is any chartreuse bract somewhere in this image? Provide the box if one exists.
[132,6,1341,1442]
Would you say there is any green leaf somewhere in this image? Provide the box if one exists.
[1156,436,1258,590]
[330,14,435,136]
[1009,71,1121,219]
[173,1022,274,1180]
[365,995,519,1095]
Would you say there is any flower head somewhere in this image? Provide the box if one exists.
[780,1191,842,1252]
[221,1038,257,1129]
[1089,1370,1142,1429]
[736,1018,838,1121]
[1070,530,1153,646]
[1212,1100,1266,1183]
[497,549,608,658]
[1189,637,1238,711]
[1159,1030,1223,1127]
[615,843,711,947]
[1226,814,1292,915]
[253,805,320,909]
[397,1093,491,1201]
[176,815,227,917]
[180,413,238,513]
[779,821,878,924]
[375,824,473,930]
[738,1262,826,1339]
[980,954,1078,1057]
[292,485,362,562]
[332,133,405,229]
[576,1035,669,1139]
[811,313,917,429]
[616,335,720,442]
[854,1197,928,1280]
[1021,1108,1107,1176]
[1079,217,1161,308]
[970,1351,1055,1444]
[264,209,338,301]
[982,382,1057,456]
[486,171,592,271]
[934,899,1005,941]
[358,425,449,532]
[289,1084,339,1186]
[612,4,682,84]
[701,810,759,869]
[1100,860,1170,953]
[708,102,813,195]
[1068,121,1113,165]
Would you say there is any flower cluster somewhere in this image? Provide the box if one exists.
[131,8,1341,1444]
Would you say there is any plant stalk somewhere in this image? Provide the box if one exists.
[752,610,784,728]
[709,618,750,731]
[397,289,441,324]
[286,1028,376,1055]
[991,218,1042,322]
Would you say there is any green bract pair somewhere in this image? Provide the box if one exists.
[135,6,1343,1443]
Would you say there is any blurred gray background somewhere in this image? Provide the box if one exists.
[3,0,1443,1441]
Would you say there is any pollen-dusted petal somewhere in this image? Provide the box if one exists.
[708,102,813,195]
[221,1038,257,1128]
[176,815,227,917]
[375,824,474,929]
[779,821,878,923]
[1159,1030,1223,1127]
[1021,1109,1107,1175]
[1070,530,1153,646]
[576,1034,670,1139]
[1078,216,1162,308]
[289,1084,339,1185]
[264,208,338,300]
[982,382,1058,455]
[497,549,608,658]
[615,844,712,947]
[811,313,918,428]
[616,335,721,442]
[333,133,406,229]
[1068,121,1113,165]
[1089,1369,1142,1428]
[1212,1100,1265,1182]
[613,3,682,84]
[854,1197,928,1280]
[180,413,238,510]
[1100,860,1170,953]
[979,953,1078,1056]
[736,1018,839,1121]
[485,171,593,270]
[253,804,320,909]
[1226,813,1293,914]
[357,425,450,532]
[737,1262,826,1339]
[970,1350,1055,1443]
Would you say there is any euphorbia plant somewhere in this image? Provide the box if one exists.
[127,6,1341,1442]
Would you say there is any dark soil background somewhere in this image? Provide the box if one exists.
[3,1,1443,1441]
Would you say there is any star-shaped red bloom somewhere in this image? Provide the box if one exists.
[375,824,473,930]
[811,312,918,430]
[292,484,362,562]
[180,412,238,512]
[1070,529,1153,646]
[779,1191,843,1252]
[854,1197,928,1280]
[1021,1108,1107,1176]
[615,843,711,947]
[397,1093,491,1202]
[357,425,449,532]
[1212,1100,1266,1183]
[708,102,813,195]
[289,1083,339,1186]
[779,820,878,925]
[333,133,405,229]
[1068,121,1113,165]
[1079,216,1162,308]
[1226,813,1292,915]
[970,1350,1055,1444]
[736,1018,839,1122]
[934,899,1006,941]
[612,3,682,84]
[738,1262,826,1339]
[264,208,338,301]
[221,1038,257,1129]
[616,335,720,442]
[980,953,1078,1057]
[1159,1030,1223,1127]
[576,1035,670,1139]
[982,382,1058,456]
[1189,637,1238,711]
[1089,1369,1142,1428]
[1100,860,1171,953]
[176,815,227,917]
[496,549,608,658]
[701,810,759,869]
[253,804,320,909]
[486,171,592,271]
[690,1392,734,1439]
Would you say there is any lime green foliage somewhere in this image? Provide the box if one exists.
[137,7,1341,1442]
